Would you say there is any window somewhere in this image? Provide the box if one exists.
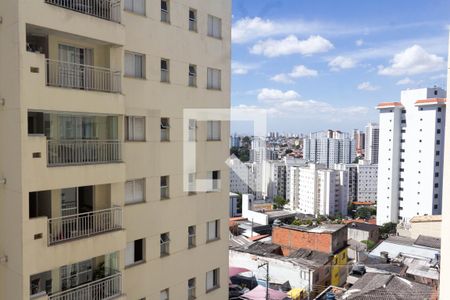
[160,289,169,300]
[436,151,440,156]
[434,204,439,209]
[160,59,170,82]
[188,225,196,248]
[125,239,145,267]
[161,118,170,141]
[437,118,441,123]
[435,183,439,188]
[126,116,145,141]
[437,129,441,134]
[437,140,441,145]
[125,179,145,204]
[207,120,221,141]
[125,52,145,78]
[160,233,170,256]
[161,0,169,23]
[207,68,221,90]
[188,278,196,300]
[124,0,145,15]
[207,219,220,241]
[434,194,439,199]
[188,173,196,195]
[188,119,197,141]
[207,15,222,38]
[189,9,197,32]
[435,172,439,178]
[28,111,45,135]
[160,176,169,199]
[208,171,220,191]
[438,107,442,112]
[189,64,197,87]
[436,162,440,167]
[206,268,220,292]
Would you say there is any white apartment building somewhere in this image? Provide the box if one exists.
[0,0,230,299]
[365,123,380,164]
[287,164,348,217]
[377,88,446,225]
[229,155,250,195]
[303,136,355,168]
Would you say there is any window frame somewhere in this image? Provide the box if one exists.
[160,232,170,257]
[207,219,220,242]
[160,176,170,200]
[188,64,197,87]
[161,118,170,141]
[207,120,221,141]
[188,225,196,248]
[189,8,197,32]
[124,0,146,15]
[160,59,170,83]
[125,238,145,267]
[206,268,220,292]
[207,15,222,39]
[124,51,145,78]
[125,116,146,141]
[207,68,221,90]
[125,178,146,205]
[161,0,170,23]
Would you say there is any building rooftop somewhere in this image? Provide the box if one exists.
[279,223,346,234]
[414,235,441,249]
[347,222,379,232]
[263,210,297,220]
[410,215,442,223]
[339,273,433,299]
[370,235,440,261]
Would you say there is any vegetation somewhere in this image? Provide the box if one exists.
[380,222,397,236]
[361,240,376,250]
[273,196,289,209]
[230,146,250,162]
[291,219,313,226]
[355,206,376,219]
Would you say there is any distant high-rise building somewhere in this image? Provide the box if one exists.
[377,87,446,225]
[335,160,378,203]
[353,129,365,155]
[303,134,355,168]
[230,133,241,148]
[365,123,380,164]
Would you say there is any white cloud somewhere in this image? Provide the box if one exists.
[250,35,334,57]
[328,56,357,71]
[257,88,300,102]
[289,65,318,78]
[232,61,258,75]
[355,39,364,47]
[357,82,379,91]
[378,45,445,76]
[271,74,295,84]
[396,77,415,85]
[232,17,277,44]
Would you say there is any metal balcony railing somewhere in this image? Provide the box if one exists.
[49,273,121,300]
[46,59,121,93]
[45,0,121,23]
[48,207,122,245]
[47,139,121,166]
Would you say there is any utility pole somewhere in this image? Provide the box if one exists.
[258,261,269,300]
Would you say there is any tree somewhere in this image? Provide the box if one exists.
[355,206,376,219]
[380,222,397,236]
[273,196,289,209]
[361,240,376,250]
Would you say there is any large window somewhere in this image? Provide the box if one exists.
[125,179,145,204]
[207,220,220,241]
[207,121,221,141]
[160,233,170,256]
[125,52,145,78]
[124,0,146,15]
[207,15,222,38]
[125,239,145,267]
[207,68,221,90]
[206,268,220,292]
[126,116,145,141]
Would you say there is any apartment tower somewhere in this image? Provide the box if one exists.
[376,87,446,225]
[0,0,231,299]
[364,122,379,164]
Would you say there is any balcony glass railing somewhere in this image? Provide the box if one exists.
[48,207,122,244]
[47,139,122,166]
[45,0,121,23]
[49,273,121,300]
[46,59,121,93]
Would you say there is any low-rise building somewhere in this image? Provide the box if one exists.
[347,222,379,243]
[397,215,442,239]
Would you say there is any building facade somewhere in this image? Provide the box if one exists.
[0,0,230,299]
[376,88,446,225]
[364,123,379,164]
[303,135,355,168]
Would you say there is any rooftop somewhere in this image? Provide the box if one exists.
[410,215,442,223]
[340,273,433,299]
[279,223,346,234]
[370,235,440,261]
[347,222,379,232]
[414,235,441,249]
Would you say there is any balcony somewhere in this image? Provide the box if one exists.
[45,0,121,23]
[49,273,121,300]
[46,59,121,93]
[48,207,122,245]
[47,140,122,167]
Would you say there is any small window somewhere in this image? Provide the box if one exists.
[125,239,145,267]
[438,107,442,112]
[188,225,196,248]
[437,118,441,123]
[28,112,44,135]
[437,140,441,145]
[434,183,439,188]
[437,129,441,134]
[188,278,196,300]
[434,194,439,199]
[188,173,196,195]
[160,176,169,199]
[125,179,145,204]
[436,151,440,156]
[434,204,439,209]
[161,59,170,83]
[189,9,197,32]
[126,116,145,141]
[188,119,197,142]
[161,0,170,23]
[435,172,439,178]
[207,120,221,141]
[207,219,220,241]
[160,288,169,300]
[207,68,221,90]
[189,64,197,87]
[207,15,222,38]
[206,268,220,291]
[125,52,145,78]
[208,170,221,191]
[160,233,170,256]
[124,0,146,15]
[161,118,170,141]
[436,162,440,167]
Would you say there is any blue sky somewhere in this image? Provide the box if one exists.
[231,0,450,135]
